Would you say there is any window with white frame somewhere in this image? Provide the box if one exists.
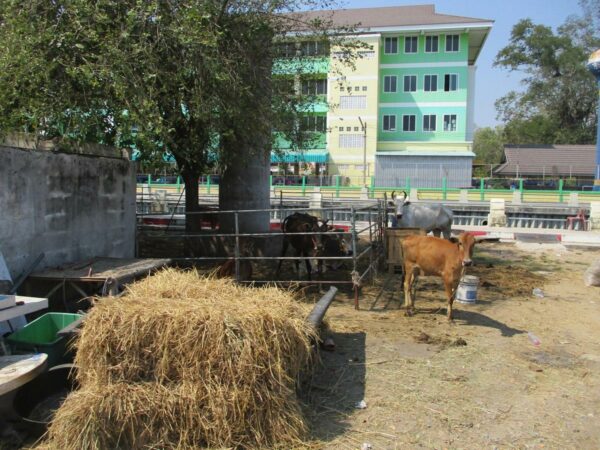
[403,75,417,92]
[383,75,397,93]
[424,74,438,92]
[404,36,418,53]
[339,96,367,109]
[444,114,457,131]
[339,134,365,148]
[425,35,439,53]
[444,74,458,91]
[383,115,396,131]
[384,37,398,54]
[402,115,416,132]
[445,34,459,52]
[423,114,436,132]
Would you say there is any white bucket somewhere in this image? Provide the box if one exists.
[456,275,479,304]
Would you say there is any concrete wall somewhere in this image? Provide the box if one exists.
[0,145,136,279]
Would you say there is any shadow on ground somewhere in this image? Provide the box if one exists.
[304,331,366,444]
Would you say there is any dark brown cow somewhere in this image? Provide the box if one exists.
[401,232,476,320]
[276,212,325,280]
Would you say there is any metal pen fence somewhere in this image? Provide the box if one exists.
[136,204,388,309]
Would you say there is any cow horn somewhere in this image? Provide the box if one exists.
[391,190,397,200]
[402,190,408,199]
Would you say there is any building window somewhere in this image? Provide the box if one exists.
[346,126,351,131]
[383,75,397,93]
[384,37,398,54]
[301,79,327,95]
[444,114,457,131]
[444,74,458,91]
[301,40,329,56]
[362,86,368,91]
[383,115,396,131]
[424,75,438,92]
[402,115,416,132]
[425,35,439,53]
[446,34,459,52]
[423,114,436,132]
[301,115,327,132]
[403,75,417,92]
[339,96,367,109]
[339,134,365,148]
[354,86,360,91]
[404,36,418,53]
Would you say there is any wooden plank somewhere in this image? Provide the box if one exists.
[0,296,48,323]
[28,258,171,282]
[0,353,48,396]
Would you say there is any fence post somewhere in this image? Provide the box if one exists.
[335,175,341,198]
[479,178,484,201]
[370,176,375,198]
[147,174,151,185]
[269,175,273,187]
[519,179,524,193]
[301,176,306,196]
[207,175,211,195]
[559,179,564,203]
[405,176,411,193]
[442,177,447,200]
[176,176,181,193]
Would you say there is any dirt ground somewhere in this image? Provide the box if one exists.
[306,241,600,450]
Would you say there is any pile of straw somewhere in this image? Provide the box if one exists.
[42,269,317,449]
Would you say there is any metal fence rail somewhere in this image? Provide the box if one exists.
[136,204,387,309]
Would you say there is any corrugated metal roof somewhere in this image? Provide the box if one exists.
[376,151,475,157]
[288,5,492,30]
[271,150,328,163]
[494,145,598,176]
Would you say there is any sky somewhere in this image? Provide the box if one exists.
[341,0,585,128]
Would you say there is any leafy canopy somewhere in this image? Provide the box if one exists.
[493,5,600,145]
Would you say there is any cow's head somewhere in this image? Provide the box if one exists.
[390,190,409,219]
[454,233,476,266]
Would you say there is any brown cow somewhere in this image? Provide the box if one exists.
[401,232,476,321]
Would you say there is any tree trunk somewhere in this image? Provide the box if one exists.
[182,171,201,234]
[219,152,270,234]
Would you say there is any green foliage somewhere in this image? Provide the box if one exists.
[0,1,359,174]
[494,10,600,144]
[472,126,505,177]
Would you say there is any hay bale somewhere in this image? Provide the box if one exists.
[42,269,317,450]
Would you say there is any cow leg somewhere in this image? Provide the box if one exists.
[443,277,457,321]
[403,263,415,314]
[442,227,451,240]
[276,238,290,278]
[305,253,312,281]
[433,229,441,238]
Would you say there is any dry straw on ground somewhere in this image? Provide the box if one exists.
[41,268,317,450]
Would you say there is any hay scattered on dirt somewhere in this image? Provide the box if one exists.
[469,264,545,297]
[41,269,317,450]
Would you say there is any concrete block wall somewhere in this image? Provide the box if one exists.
[0,145,136,279]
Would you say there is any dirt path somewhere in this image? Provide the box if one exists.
[308,242,600,449]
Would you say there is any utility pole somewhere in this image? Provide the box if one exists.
[358,116,367,187]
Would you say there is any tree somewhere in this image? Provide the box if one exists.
[0,0,357,235]
[472,126,505,177]
[494,11,600,144]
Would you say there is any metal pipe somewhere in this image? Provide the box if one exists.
[306,286,338,329]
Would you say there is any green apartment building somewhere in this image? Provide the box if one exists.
[272,4,493,188]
